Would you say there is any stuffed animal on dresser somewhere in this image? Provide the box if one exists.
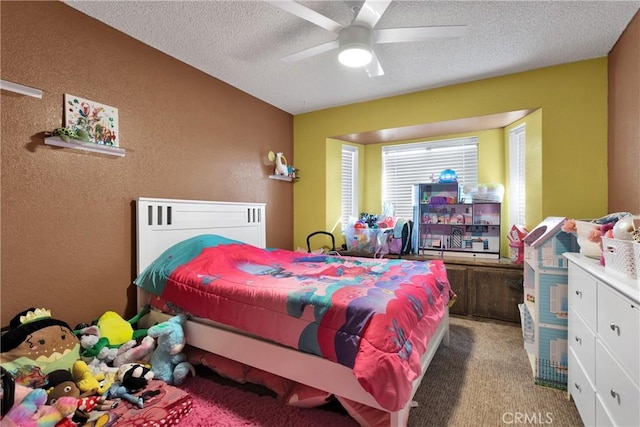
[146,313,195,385]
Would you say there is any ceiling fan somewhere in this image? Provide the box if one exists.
[266,0,467,77]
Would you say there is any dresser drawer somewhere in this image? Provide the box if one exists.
[595,341,640,427]
[597,283,640,385]
[595,395,614,427]
[568,262,597,330]
[569,349,596,426]
[568,309,596,381]
[596,394,616,427]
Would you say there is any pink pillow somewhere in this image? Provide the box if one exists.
[336,396,391,427]
[186,347,248,383]
[245,368,295,398]
[186,346,334,410]
[285,383,333,408]
[186,346,295,398]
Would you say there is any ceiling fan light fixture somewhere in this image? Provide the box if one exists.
[338,45,372,67]
[338,25,373,68]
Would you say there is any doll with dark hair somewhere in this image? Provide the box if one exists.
[1,308,81,384]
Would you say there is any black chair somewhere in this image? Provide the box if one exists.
[306,231,336,253]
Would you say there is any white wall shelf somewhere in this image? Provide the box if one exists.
[268,175,296,182]
[1,79,43,99]
[44,136,125,157]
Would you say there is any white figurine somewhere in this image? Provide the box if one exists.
[275,152,288,176]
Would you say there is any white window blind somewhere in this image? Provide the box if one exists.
[382,137,478,219]
[341,145,358,229]
[509,125,526,226]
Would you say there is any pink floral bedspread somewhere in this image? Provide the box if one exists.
[135,235,451,411]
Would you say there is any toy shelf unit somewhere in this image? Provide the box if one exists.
[520,216,579,390]
[412,182,501,259]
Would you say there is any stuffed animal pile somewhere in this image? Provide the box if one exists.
[1,307,194,426]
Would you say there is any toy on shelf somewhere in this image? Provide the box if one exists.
[438,169,458,183]
[268,151,297,179]
[268,150,289,176]
[508,224,529,264]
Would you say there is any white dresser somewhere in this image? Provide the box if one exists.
[565,253,640,427]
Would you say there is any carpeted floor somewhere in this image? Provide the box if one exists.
[407,316,583,427]
[182,316,583,427]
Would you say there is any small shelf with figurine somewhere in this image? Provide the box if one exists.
[269,174,296,182]
[44,136,125,157]
[44,127,125,157]
[267,150,298,182]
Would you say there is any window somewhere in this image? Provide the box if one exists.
[509,125,526,226]
[341,145,358,230]
[382,137,478,219]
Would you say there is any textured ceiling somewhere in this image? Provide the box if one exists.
[65,1,640,115]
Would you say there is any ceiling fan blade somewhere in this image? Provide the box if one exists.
[374,26,467,43]
[281,39,340,64]
[266,1,343,33]
[365,51,384,77]
[353,0,392,29]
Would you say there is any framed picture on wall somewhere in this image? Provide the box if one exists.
[64,94,119,146]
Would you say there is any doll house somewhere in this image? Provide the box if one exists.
[520,217,579,389]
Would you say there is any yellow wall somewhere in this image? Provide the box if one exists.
[293,59,609,254]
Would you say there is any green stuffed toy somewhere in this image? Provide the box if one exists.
[77,306,150,359]
[0,308,81,386]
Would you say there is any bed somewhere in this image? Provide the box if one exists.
[134,197,450,426]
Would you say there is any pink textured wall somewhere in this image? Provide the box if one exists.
[1,2,293,327]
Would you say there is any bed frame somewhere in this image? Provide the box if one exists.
[135,197,449,426]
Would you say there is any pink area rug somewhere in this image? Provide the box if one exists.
[178,375,359,427]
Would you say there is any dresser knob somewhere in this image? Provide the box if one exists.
[575,290,582,297]
[574,336,582,344]
[610,389,620,404]
[609,323,621,336]
[574,383,581,392]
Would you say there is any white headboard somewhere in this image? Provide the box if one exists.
[136,197,266,274]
